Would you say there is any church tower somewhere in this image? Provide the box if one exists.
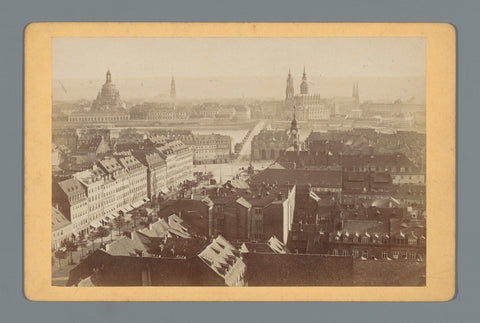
[170,76,176,99]
[106,69,112,83]
[300,66,309,95]
[285,69,294,101]
[289,106,300,151]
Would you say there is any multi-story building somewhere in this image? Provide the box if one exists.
[210,184,296,244]
[97,157,130,211]
[147,136,193,191]
[133,151,167,200]
[73,167,106,229]
[117,155,148,206]
[53,178,89,237]
[186,134,231,164]
[342,153,424,184]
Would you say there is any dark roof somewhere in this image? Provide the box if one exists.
[57,178,86,199]
[342,153,415,169]
[251,168,342,188]
[244,253,354,286]
[353,260,425,286]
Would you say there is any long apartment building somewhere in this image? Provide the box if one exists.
[147,136,194,191]
[185,134,231,165]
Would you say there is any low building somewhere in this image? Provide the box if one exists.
[251,130,290,161]
[67,235,245,286]
[52,206,72,250]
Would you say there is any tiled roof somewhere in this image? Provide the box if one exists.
[98,157,123,174]
[197,235,245,284]
[57,178,86,198]
[251,168,342,188]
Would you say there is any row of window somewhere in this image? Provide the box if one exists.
[69,115,129,122]
[331,249,421,260]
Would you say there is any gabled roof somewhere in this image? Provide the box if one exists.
[197,235,244,282]
[235,197,252,209]
[97,157,123,174]
[105,236,146,257]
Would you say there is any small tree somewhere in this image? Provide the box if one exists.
[62,240,78,265]
[87,230,98,252]
[106,223,114,241]
[96,226,110,244]
[113,216,126,236]
[77,239,88,259]
[54,249,67,269]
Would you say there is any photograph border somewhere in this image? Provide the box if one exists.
[24,22,456,301]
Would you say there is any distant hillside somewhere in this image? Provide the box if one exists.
[53,75,425,104]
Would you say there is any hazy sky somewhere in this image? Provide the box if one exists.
[52,37,425,79]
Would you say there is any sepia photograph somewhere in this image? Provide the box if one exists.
[50,36,427,287]
[24,23,455,301]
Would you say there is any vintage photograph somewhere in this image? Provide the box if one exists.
[50,36,427,287]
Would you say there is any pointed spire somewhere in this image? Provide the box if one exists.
[352,82,356,97]
[170,76,176,99]
[302,65,307,80]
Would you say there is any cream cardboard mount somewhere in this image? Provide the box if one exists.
[24,22,455,301]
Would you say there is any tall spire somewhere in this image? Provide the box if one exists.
[300,66,309,95]
[352,82,356,97]
[286,68,294,101]
[170,76,176,99]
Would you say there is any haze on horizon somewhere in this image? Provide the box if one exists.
[53,37,425,102]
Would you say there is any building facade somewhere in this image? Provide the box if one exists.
[52,206,72,250]
[134,151,168,200]
[187,134,231,165]
[53,178,89,236]
[117,155,148,205]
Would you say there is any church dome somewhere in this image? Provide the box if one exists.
[91,69,125,111]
